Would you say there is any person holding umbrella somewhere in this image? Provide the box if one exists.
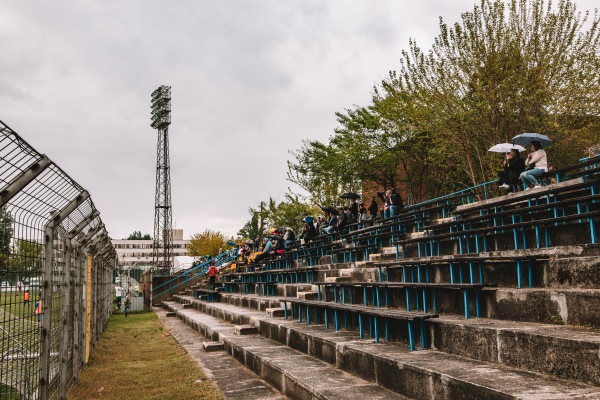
[498,148,525,192]
[350,199,359,222]
[520,140,548,190]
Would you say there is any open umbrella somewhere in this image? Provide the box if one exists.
[302,216,315,223]
[340,192,361,199]
[226,240,236,246]
[488,143,526,153]
[512,133,552,148]
[318,205,338,214]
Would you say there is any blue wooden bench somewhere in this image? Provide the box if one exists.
[194,288,220,302]
[315,281,496,319]
[279,298,438,351]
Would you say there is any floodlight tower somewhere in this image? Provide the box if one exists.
[150,85,173,275]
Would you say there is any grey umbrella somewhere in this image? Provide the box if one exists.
[512,133,552,148]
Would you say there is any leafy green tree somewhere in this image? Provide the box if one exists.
[238,196,321,241]
[11,239,43,279]
[188,230,227,257]
[126,231,152,240]
[287,140,351,207]
[0,206,13,274]
[266,194,321,234]
[237,210,260,241]
[397,0,600,185]
[289,0,600,202]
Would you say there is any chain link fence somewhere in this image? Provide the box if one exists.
[0,119,116,399]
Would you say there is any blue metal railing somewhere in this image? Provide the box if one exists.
[153,251,237,300]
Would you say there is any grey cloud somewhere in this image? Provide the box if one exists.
[2,0,598,239]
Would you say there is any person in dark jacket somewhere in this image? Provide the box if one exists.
[337,208,349,233]
[350,200,359,222]
[300,218,318,242]
[389,189,404,217]
[321,211,338,235]
[368,197,379,219]
[499,149,526,192]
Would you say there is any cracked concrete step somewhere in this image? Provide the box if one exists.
[162,301,410,400]
[168,296,600,399]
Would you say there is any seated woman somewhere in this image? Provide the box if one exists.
[251,238,274,264]
[320,211,338,235]
[519,140,548,190]
[300,217,318,243]
[283,227,296,248]
[498,149,525,192]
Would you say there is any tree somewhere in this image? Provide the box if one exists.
[237,210,261,241]
[397,0,600,185]
[265,194,321,234]
[0,206,13,274]
[187,230,228,257]
[11,239,43,280]
[125,231,152,240]
[238,196,321,242]
[289,0,600,202]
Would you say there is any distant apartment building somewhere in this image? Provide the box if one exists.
[112,229,189,268]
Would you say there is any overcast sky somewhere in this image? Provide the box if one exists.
[1,0,597,240]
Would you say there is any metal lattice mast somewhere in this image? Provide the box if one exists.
[150,85,173,275]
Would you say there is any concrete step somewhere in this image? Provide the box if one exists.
[162,300,410,400]
[432,315,600,386]
[266,307,286,318]
[156,307,287,400]
[200,289,600,386]
[485,287,600,328]
[169,296,600,399]
[235,325,258,335]
[203,341,225,352]
[296,291,318,301]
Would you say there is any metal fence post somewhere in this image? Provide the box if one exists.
[39,191,89,400]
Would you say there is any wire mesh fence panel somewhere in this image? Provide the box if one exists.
[0,119,116,399]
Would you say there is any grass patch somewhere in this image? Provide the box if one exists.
[68,313,223,400]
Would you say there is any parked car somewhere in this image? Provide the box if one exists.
[23,277,41,288]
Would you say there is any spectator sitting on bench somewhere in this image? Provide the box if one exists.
[389,189,404,216]
[368,197,379,220]
[283,227,296,248]
[270,230,286,255]
[300,217,318,243]
[320,211,338,235]
[338,208,349,232]
[520,140,548,190]
[252,237,275,264]
[358,203,367,222]
[498,148,525,192]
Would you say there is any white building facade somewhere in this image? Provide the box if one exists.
[112,229,190,268]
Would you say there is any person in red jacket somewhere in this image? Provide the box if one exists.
[207,262,219,290]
